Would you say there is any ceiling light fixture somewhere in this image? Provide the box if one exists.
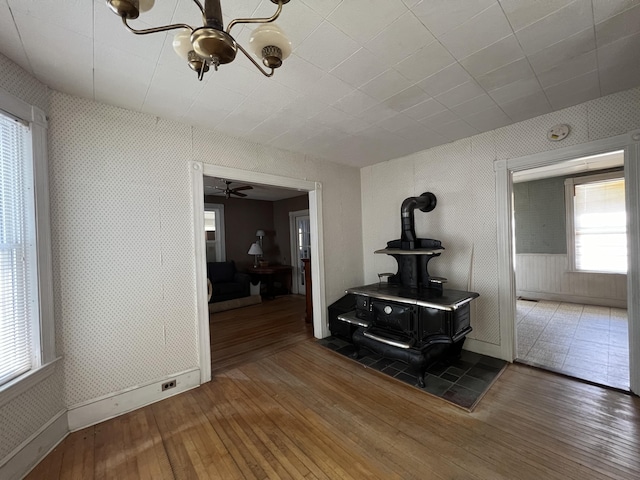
[106,0,291,81]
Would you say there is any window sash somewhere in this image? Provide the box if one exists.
[566,172,627,274]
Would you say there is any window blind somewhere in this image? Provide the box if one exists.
[574,177,627,274]
[0,111,33,386]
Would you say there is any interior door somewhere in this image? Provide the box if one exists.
[290,210,310,294]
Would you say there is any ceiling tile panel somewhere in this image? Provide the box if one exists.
[411,0,497,38]
[417,63,472,97]
[459,35,524,77]
[304,74,354,105]
[300,0,343,17]
[429,118,478,141]
[294,20,360,70]
[498,0,574,31]
[451,94,498,117]
[8,0,94,38]
[375,113,422,133]
[381,85,431,112]
[435,81,486,109]
[330,48,385,88]
[514,0,593,55]
[359,69,412,101]
[497,90,552,122]
[439,3,513,59]
[599,63,640,96]
[488,77,544,105]
[366,11,435,65]
[332,89,378,116]
[395,41,456,82]
[592,0,640,23]
[402,98,448,121]
[596,31,640,71]
[475,57,536,91]
[464,105,512,131]
[327,0,406,44]
[271,54,325,94]
[544,70,600,109]
[595,4,640,47]
[419,109,460,130]
[536,50,597,88]
[0,1,31,72]
[527,27,595,74]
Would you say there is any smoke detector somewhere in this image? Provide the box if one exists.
[547,124,570,141]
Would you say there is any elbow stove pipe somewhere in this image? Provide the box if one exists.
[400,192,437,248]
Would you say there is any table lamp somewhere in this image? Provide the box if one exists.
[248,242,263,268]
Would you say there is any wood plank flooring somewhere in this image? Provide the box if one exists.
[27,296,640,479]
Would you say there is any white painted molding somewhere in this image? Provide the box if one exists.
[67,368,200,431]
[516,290,626,309]
[625,143,640,395]
[190,162,212,385]
[495,162,516,361]
[0,357,60,409]
[309,187,329,338]
[464,339,506,361]
[0,409,67,480]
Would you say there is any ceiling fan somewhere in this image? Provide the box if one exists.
[214,180,253,199]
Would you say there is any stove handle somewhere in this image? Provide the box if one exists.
[363,330,414,349]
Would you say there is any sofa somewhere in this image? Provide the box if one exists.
[207,261,251,303]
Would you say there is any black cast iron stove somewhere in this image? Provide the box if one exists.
[337,192,479,387]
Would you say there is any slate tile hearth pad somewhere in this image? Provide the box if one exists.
[318,336,508,411]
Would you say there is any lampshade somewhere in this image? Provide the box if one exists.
[256,230,265,237]
[249,23,292,60]
[248,243,263,255]
[139,0,155,12]
[172,29,192,61]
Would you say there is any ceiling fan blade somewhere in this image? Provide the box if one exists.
[232,185,253,191]
[233,192,248,197]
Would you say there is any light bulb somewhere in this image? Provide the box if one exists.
[138,0,155,12]
[249,23,292,62]
[172,29,192,61]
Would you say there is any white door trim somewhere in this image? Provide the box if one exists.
[495,130,640,395]
[190,163,328,384]
[289,209,309,295]
[204,203,226,262]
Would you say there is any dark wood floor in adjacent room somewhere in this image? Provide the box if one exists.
[27,296,640,479]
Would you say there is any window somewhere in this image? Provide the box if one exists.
[0,112,35,385]
[0,88,55,404]
[565,171,627,274]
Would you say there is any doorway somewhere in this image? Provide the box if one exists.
[190,163,327,384]
[512,151,630,389]
[495,131,640,395]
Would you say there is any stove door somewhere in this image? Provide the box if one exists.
[371,300,415,337]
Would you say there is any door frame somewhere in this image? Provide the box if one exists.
[190,163,327,384]
[204,202,225,262]
[495,129,640,394]
[289,209,309,294]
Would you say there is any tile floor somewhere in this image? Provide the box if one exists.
[516,299,630,390]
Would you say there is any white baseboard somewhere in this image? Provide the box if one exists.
[464,338,509,361]
[67,368,200,432]
[0,410,68,480]
[516,290,627,309]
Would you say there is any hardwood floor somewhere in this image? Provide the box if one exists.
[209,295,313,374]
[27,298,640,479]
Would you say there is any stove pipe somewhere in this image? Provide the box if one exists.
[400,192,437,249]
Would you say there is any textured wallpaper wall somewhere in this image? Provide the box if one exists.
[0,54,65,462]
[361,87,640,349]
[48,91,363,407]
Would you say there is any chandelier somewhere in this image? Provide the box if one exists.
[106,0,291,81]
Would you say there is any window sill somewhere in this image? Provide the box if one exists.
[0,357,61,409]
[567,270,627,275]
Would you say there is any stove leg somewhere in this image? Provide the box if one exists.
[351,346,360,360]
[417,371,425,388]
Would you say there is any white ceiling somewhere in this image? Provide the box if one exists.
[204,176,306,201]
[1,0,640,168]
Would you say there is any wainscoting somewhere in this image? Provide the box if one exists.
[516,254,626,308]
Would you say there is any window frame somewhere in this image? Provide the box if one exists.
[564,170,626,274]
[0,87,58,408]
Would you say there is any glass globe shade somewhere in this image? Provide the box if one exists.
[138,0,155,12]
[172,29,192,61]
[249,23,291,60]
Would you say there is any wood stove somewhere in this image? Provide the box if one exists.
[336,192,479,387]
